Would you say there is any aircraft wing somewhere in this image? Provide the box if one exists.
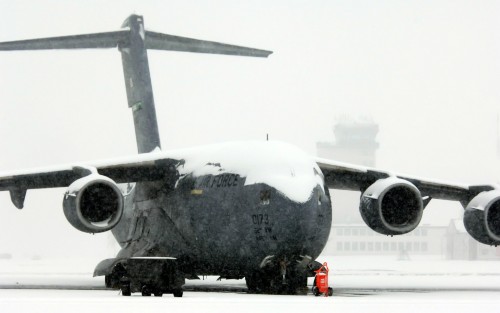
[0,153,181,209]
[315,157,495,206]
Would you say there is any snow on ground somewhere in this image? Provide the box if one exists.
[1,289,498,313]
[1,255,500,313]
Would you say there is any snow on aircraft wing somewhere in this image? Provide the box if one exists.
[0,153,181,209]
[315,157,496,206]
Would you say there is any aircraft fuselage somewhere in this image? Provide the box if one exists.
[111,141,332,277]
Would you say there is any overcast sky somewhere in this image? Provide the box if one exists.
[0,1,499,259]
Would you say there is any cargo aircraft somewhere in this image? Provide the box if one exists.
[1,15,500,297]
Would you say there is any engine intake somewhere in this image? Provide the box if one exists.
[360,178,423,235]
[464,190,500,246]
[63,175,124,233]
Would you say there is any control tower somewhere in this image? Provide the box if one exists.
[316,119,379,224]
[317,120,379,167]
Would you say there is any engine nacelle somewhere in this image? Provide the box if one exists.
[63,175,124,233]
[464,190,500,246]
[360,177,423,235]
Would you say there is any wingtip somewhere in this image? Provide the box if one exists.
[263,50,273,58]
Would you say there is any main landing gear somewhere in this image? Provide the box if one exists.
[97,258,185,297]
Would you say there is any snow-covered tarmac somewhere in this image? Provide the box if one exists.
[1,255,499,313]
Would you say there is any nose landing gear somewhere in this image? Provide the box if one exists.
[246,256,309,295]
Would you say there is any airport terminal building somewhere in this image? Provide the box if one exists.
[324,224,446,257]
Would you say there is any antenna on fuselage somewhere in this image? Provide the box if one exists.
[0,14,272,153]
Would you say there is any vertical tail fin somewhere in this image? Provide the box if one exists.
[0,14,272,153]
[119,15,160,153]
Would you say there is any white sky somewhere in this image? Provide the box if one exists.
[0,0,499,258]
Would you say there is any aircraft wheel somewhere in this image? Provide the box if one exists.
[154,291,163,297]
[121,283,131,296]
[141,285,152,297]
[105,275,111,288]
[105,274,120,289]
[245,275,258,293]
[284,273,308,295]
[173,289,183,297]
[245,272,271,293]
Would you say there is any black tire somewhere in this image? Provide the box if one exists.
[285,272,308,295]
[105,274,120,289]
[173,289,183,297]
[245,275,258,293]
[141,285,152,297]
[328,287,333,296]
[312,286,320,296]
[105,275,111,288]
[245,272,272,294]
[121,283,131,296]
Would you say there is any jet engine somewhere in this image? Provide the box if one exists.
[63,174,124,233]
[464,190,500,246]
[359,177,423,235]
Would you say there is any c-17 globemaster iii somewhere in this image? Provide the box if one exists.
[1,15,499,297]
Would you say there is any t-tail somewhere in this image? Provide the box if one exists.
[0,14,272,153]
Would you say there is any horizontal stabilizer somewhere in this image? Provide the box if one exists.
[145,31,272,57]
[0,14,271,155]
[0,29,272,58]
[0,31,128,51]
